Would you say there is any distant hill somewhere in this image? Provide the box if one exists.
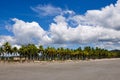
[110,50,120,57]
[111,50,120,53]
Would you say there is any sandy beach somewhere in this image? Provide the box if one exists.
[0,58,120,80]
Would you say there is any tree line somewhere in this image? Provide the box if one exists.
[0,42,120,62]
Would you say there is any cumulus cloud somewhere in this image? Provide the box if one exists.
[1,0,120,49]
[50,15,120,45]
[12,18,52,45]
[0,18,52,46]
[0,36,16,46]
[71,0,120,30]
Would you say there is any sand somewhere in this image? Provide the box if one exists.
[0,58,120,80]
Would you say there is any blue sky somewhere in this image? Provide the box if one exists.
[0,0,117,30]
[0,0,120,50]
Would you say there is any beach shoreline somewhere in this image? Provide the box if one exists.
[0,58,120,65]
[0,58,120,80]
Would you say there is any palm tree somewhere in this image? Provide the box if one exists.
[19,45,28,62]
[0,47,4,61]
[56,48,61,60]
[38,45,44,60]
[1,42,120,62]
[2,42,12,62]
[45,47,56,61]
[27,44,38,61]
[76,47,83,60]
[12,47,18,55]
[12,46,18,61]
[59,47,65,60]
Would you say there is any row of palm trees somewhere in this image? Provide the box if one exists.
[0,42,119,62]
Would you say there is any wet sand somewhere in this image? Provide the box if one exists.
[0,58,120,80]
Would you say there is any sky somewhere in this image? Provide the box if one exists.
[0,0,120,50]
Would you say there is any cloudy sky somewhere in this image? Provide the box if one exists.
[0,0,120,50]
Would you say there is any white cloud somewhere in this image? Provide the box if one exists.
[0,18,53,47]
[50,15,68,43]
[31,4,62,16]
[0,35,16,46]
[12,18,52,45]
[50,15,120,45]
[71,0,120,30]
[0,18,52,46]
[96,42,120,50]
[31,4,75,16]
[1,0,120,50]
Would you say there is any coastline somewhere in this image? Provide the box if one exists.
[0,58,120,65]
[0,58,120,80]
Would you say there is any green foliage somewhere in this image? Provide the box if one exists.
[0,42,120,62]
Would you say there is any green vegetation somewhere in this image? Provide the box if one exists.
[0,42,120,62]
